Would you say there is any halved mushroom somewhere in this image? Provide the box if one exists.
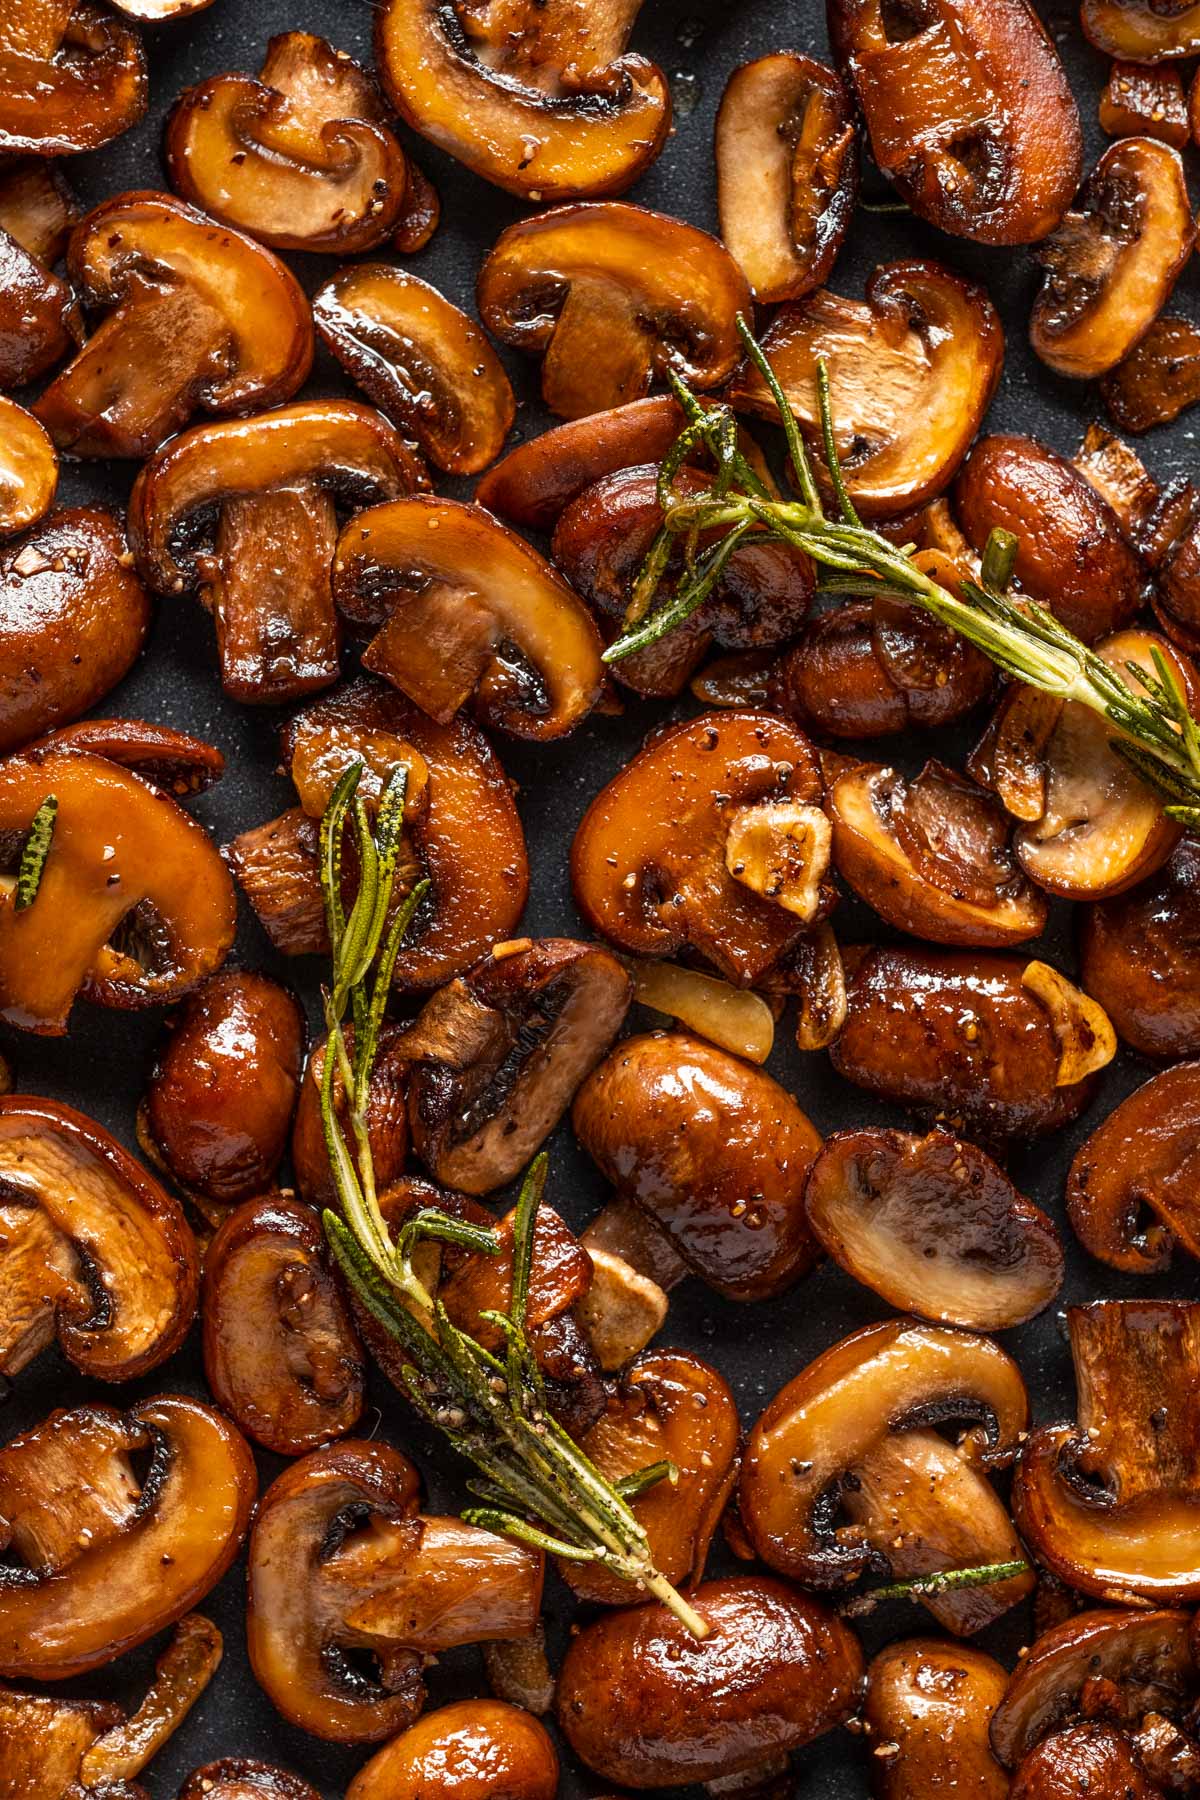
[0,0,147,154]
[347,1700,558,1800]
[374,0,669,202]
[731,261,1003,517]
[955,434,1144,642]
[1082,1,1200,60]
[574,1031,822,1302]
[35,718,224,794]
[1011,1724,1168,1798]
[0,402,56,539]
[1014,1301,1200,1604]
[715,54,857,304]
[831,946,1110,1140]
[246,1439,543,1743]
[827,0,1081,244]
[180,1765,319,1800]
[1102,315,1200,434]
[477,203,751,422]
[313,266,513,476]
[333,498,604,741]
[166,33,435,255]
[828,758,1048,946]
[1080,838,1200,1058]
[0,1394,255,1677]
[34,192,313,460]
[0,165,79,391]
[1031,138,1195,380]
[1100,62,1188,144]
[1068,1063,1200,1274]
[740,1318,1032,1633]
[225,810,326,959]
[291,1024,409,1213]
[865,1640,1009,1800]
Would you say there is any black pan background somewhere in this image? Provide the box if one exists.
[7,1,1200,1793]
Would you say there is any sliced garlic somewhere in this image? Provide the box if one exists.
[724,800,830,921]
[1022,959,1117,1086]
[627,957,774,1064]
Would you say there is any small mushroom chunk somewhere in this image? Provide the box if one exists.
[574,1032,822,1302]
[314,266,513,476]
[715,54,857,303]
[225,811,326,960]
[0,402,56,539]
[1014,1301,1200,1604]
[558,1575,864,1788]
[865,1640,1009,1800]
[828,759,1048,947]
[740,1319,1032,1634]
[180,1764,319,1800]
[166,33,434,255]
[0,509,151,756]
[0,1,147,155]
[1144,479,1200,650]
[1100,62,1188,145]
[0,1686,129,1800]
[1011,1724,1166,1800]
[1031,139,1196,381]
[374,0,668,202]
[401,938,630,1195]
[0,158,77,265]
[1082,2,1200,60]
[955,435,1144,642]
[0,196,79,390]
[348,1701,558,1800]
[731,261,1003,517]
[333,498,604,741]
[291,1024,409,1213]
[36,720,224,795]
[130,402,424,705]
[1080,839,1200,1059]
[828,0,1081,244]
[1072,420,1161,536]
[246,1440,543,1743]
[203,1194,364,1454]
[1102,316,1200,435]
[806,1128,1063,1330]
[0,1394,255,1678]
[477,203,751,421]
[1067,1063,1200,1274]
[33,192,313,461]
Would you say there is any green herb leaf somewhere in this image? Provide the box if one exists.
[15,796,57,911]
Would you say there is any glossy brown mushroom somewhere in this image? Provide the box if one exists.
[0,401,56,539]
[1100,62,1188,144]
[731,261,1003,517]
[34,192,313,460]
[0,179,79,390]
[0,156,77,264]
[805,1127,1063,1330]
[0,1394,255,1677]
[1072,420,1161,536]
[0,0,147,155]
[573,1031,822,1302]
[374,0,669,203]
[1101,315,1200,434]
[740,1318,1032,1633]
[291,1023,409,1213]
[0,1686,127,1800]
[347,1700,558,1800]
[865,1640,1009,1800]
[1143,478,1200,651]
[179,1763,320,1800]
[1082,2,1200,60]
[1067,1063,1200,1274]
[1011,1724,1166,1799]
[828,0,1081,244]
[1031,139,1195,381]
[477,203,751,421]
[1079,838,1200,1058]
[246,1439,543,1743]
[166,33,433,255]
[34,718,224,794]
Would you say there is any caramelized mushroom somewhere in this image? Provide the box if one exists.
[0,175,79,390]
[291,1024,409,1213]
[0,156,77,263]
[1079,839,1200,1058]
[740,1318,1032,1632]
[347,1700,558,1800]
[374,0,669,202]
[0,1686,126,1800]
[1067,1063,1200,1274]
[35,718,224,794]
[1102,315,1200,434]
[1100,62,1188,145]
[246,1439,543,1743]
[73,1612,223,1788]
[0,1394,255,1677]
[1031,139,1195,380]
[0,401,56,539]
[865,1640,1009,1800]
[333,498,604,741]
[573,1032,822,1302]
[1072,420,1161,536]
[1143,478,1200,649]
[0,0,147,154]
[805,1127,1063,1329]
[1010,1724,1166,1799]
[477,203,750,421]
[731,261,1003,516]
[1082,2,1200,60]
[179,1765,319,1800]
[34,192,313,460]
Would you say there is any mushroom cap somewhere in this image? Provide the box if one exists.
[1067,1061,1200,1274]
[1010,1723,1166,1800]
[0,401,57,539]
[476,395,692,530]
[178,1763,319,1800]
[0,0,148,155]
[0,223,79,389]
[1080,839,1200,1060]
[865,1639,1010,1800]
[1082,0,1200,61]
[346,1700,559,1800]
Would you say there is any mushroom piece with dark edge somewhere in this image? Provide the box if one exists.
[1080,839,1200,1059]
[1068,1062,1200,1274]
[1082,2,1200,60]
[1102,316,1200,435]
[346,1701,558,1800]
[1100,62,1188,144]
[0,401,57,539]
[0,159,79,390]
[0,0,147,155]
[1011,1725,1169,1799]
[290,1024,409,1213]
[179,1765,320,1800]
[864,1640,1010,1800]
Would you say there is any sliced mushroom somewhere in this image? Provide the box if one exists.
[1080,838,1200,1059]
[574,1031,822,1302]
[34,192,313,460]
[477,203,750,421]
[1100,62,1188,145]
[333,497,604,741]
[0,1,147,154]
[1014,1301,1200,1604]
[1072,421,1161,536]
[347,1700,559,1800]
[865,1640,1009,1800]
[828,0,1081,244]
[1068,1063,1200,1275]
[731,261,1003,517]
[740,1318,1032,1633]
[374,0,669,202]
[0,189,79,390]
[0,1686,126,1800]
[0,401,56,539]
[1143,478,1200,650]
[1082,2,1200,60]
[166,33,434,255]
[0,1394,255,1677]
[313,265,514,476]
[0,156,78,264]
[291,1023,409,1213]
[1031,138,1195,381]
[246,1439,543,1743]
[179,1765,319,1800]
[780,598,993,738]
[1102,315,1200,434]
[76,1612,222,1787]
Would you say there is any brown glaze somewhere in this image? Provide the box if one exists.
[1011,1724,1165,1799]
[780,599,993,738]
[0,0,147,155]
[1068,1063,1200,1274]
[1080,839,1200,1058]
[1102,315,1200,435]
[347,1700,559,1800]
[1082,2,1200,61]
[865,1639,1009,1800]
[0,401,57,538]
[179,1763,320,1800]
[0,220,78,389]
[1100,62,1188,144]
[0,1685,131,1800]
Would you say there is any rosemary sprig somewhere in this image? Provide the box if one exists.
[319,761,708,1639]
[605,318,1200,831]
[15,795,56,910]
[839,1558,1031,1619]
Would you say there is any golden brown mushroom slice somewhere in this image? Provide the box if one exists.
[0,0,147,155]
[313,265,514,476]
[0,156,77,264]
[0,1394,255,1678]
[477,203,751,421]
[1100,62,1189,145]
[247,1439,543,1743]
[34,191,314,461]
[829,0,1081,244]
[179,1764,319,1800]
[865,1640,1009,1800]
[1080,839,1200,1059]
[374,0,669,203]
[1082,1,1200,59]
[731,260,1003,517]
[1031,138,1195,381]
[347,1701,558,1800]
[805,1127,1063,1330]
[36,717,224,793]
[715,54,857,304]
[333,497,604,742]
[0,167,80,390]
[740,1318,1033,1634]
[0,403,56,542]
[1102,315,1200,434]
[166,33,432,255]
[1067,1062,1200,1274]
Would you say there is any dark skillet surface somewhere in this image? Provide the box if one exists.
[7,1,1200,1794]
